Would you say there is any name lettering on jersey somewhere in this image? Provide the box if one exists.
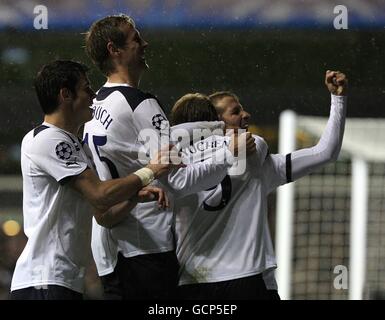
[92,105,114,130]
[181,139,228,157]
[137,127,247,174]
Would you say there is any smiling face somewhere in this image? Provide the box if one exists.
[85,15,149,77]
[216,96,251,131]
[117,23,149,74]
[72,74,95,126]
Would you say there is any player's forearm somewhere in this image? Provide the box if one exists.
[290,94,347,181]
[71,169,143,211]
[314,94,346,160]
[93,199,138,228]
[94,175,143,211]
[166,148,234,198]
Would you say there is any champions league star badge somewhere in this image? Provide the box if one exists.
[55,142,74,160]
[151,114,168,131]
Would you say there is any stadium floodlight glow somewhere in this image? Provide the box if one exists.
[2,220,21,237]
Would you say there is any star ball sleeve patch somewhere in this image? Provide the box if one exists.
[151,114,168,131]
[55,142,74,160]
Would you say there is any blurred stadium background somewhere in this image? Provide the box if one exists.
[0,0,384,300]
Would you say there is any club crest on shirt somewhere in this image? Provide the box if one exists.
[55,142,74,160]
[151,114,168,131]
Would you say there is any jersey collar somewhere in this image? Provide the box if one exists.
[103,82,133,88]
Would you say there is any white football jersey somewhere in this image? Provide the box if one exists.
[83,82,172,276]
[84,83,234,276]
[11,122,93,293]
[176,94,347,287]
[175,134,286,285]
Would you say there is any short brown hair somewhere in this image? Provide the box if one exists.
[34,60,89,114]
[209,91,239,114]
[85,14,135,75]
[170,93,219,126]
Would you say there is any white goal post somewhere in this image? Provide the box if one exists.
[276,111,385,300]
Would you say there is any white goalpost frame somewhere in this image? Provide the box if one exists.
[275,110,296,300]
[276,111,370,300]
[349,157,369,300]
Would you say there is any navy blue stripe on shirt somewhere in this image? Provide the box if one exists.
[286,153,292,183]
[33,125,49,137]
[96,86,161,111]
[58,167,90,185]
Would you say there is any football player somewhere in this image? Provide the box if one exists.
[171,70,347,299]
[10,60,173,300]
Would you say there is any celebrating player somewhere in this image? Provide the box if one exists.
[83,15,247,299]
[10,60,174,300]
[171,70,347,299]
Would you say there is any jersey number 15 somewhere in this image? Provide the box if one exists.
[83,133,119,179]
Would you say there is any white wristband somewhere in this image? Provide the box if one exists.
[133,167,155,187]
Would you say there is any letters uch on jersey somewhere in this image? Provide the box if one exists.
[91,105,113,130]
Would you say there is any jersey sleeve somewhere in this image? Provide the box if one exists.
[262,153,287,193]
[161,146,235,199]
[132,98,170,158]
[264,94,347,193]
[30,131,89,184]
[290,94,346,181]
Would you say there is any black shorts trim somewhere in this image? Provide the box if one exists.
[100,251,179,300]
[178,273,271,300]
[10,285,83,300]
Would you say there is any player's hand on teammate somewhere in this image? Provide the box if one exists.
[146,144,185,178]
[136,186,169,209]
[325,70,348,96]
[229,132,256,157]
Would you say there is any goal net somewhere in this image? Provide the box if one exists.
[275,110,385,300]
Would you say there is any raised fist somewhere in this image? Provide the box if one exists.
[325,70,348,96]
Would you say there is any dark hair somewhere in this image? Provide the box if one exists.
[170,93,219,126]
[85,14,135,75]
[209,91,239,114]
[34,60,89,114]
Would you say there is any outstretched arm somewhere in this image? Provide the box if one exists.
[290,71,347,181]
[70,147,175,215]
[264,70,348,192]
